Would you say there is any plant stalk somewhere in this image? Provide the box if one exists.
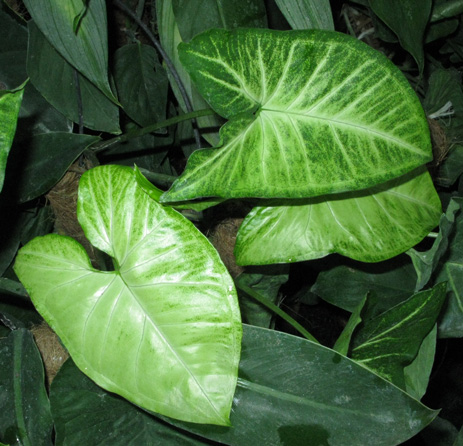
[236,279,320,344]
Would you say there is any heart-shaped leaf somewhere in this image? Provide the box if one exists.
[14,165,242,426]
[235,169,441,264]
[161,28,432,202]
[22,0,117,104]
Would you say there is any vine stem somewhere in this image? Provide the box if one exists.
[93,108,215,153]
[112,0,202,149]
[235,278,320,344]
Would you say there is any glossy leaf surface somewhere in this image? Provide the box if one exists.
[22,0,117,103]
[14,165,242,426]
[161,28,432,202]
[0,329,53,446]
[351,282,447,389]
[0,82,24,192]
[235,169,441,264]
[163,325,438,446]
[27,21,120,134]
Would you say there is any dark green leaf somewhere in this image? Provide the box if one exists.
[0,279,27,297]
[333,294,366,355]
[407,198,460,291]
[172,0,267,42]
[234,170,441,264]
[236,265,289,328]
[274,0,334,30]
[113,43,168,127]
[27,21,120,134]
[0,82,25,192]
[351,282,447,388]
[22,0,117,103]
[14,133,99,203]
[311,261,416,312]
[0,329,52,446]
[50,359,212,446]
[369,0,432,73]
[163,325,437,446]
[435,198,463,337]
[426,19,459,43]
[404,324,437,400]
[0,7,71,136]
[162,28,432,202]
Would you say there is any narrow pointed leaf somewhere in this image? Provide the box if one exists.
[27,21,120,134]
[0,329,53,446]
[14,165,242,426]
[161,28,432,202]
[235,169,441,265]
[0,81,25,191]
[274,0,334,30]
[22,0,117,103]
[351,282,447,388]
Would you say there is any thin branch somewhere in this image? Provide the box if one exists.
[112,0,202,149]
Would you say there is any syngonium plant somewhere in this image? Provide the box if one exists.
[13,27,441,427]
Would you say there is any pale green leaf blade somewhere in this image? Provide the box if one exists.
[14,165,242,426]
[235,169,441,265]
[351,282,447,388]
[274,0,334,30]
[0,81,25,191]
[22,0,117,103]
[27,21,120,134]
[161,28,432,202]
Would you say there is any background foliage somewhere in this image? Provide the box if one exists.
[1,0,463,445]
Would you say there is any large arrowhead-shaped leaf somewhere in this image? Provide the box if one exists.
[14,165,242,426]
[22,0,117,104]
[161,28,432,202]
[235,169,441,264]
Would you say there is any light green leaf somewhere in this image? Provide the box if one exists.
[162,28,432,202]
[0,329,53,446]
[27,21,120,134]
[235,169,441,265]
[163,325,438,446]
[351,282,447,388]
[0,81,25,192]
[113,43,168,128]
[369,0,432,74]
[22,0,117,104]
[274,0,334,30]
[14,165,242,426]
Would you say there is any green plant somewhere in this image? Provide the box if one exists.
[1,0,463,445]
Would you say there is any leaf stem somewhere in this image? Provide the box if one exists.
[236,278,320,344]
[93,108,215,153]
[112,0,203,149]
